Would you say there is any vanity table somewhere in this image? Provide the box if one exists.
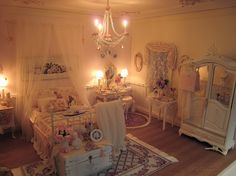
[96,86,132,102]
[148,96,177,130]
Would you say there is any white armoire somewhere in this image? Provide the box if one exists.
[179,55,236,155]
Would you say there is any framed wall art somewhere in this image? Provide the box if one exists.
[134,52,143,72]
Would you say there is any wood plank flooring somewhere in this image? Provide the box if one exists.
[1,118,236,175]
[0,133,39,169]
[127,118,236,176]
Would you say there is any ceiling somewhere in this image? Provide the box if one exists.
[1,0,236,18]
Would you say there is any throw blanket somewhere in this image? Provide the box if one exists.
[95,100,126,154]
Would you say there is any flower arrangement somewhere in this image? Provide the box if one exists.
[42,62,66,74]
[114,74,122,85]
[54,124,73,144]
[156,77,169,89]
[153,77,176,99]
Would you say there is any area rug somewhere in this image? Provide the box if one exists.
[125,112,149,129]
[19,134,178,176]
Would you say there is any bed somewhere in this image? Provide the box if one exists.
[30,87,95,160]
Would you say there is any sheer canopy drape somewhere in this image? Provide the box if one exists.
[16,22,51,140]
[16,20,87,141]
[54,24,89,106]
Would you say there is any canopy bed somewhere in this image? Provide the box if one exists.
[13,20,124,175]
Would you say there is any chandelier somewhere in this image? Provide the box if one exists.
[93,0,128,49]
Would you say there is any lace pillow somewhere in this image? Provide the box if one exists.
[38,98,68,112]
[37,97,55,112]
[47,99,68,112]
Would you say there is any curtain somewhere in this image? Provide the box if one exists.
[54,24,89,106]
[15,20,88,141]
[16,21,51,141]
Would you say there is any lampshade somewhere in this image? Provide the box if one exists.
[96,70,104,80]
[0,75,8,87]
[121,69,128,78]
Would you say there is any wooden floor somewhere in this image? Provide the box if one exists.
[127,118,236,176]
[1,118,236,175]
[0,133,39,169]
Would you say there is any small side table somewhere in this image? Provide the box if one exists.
[149,96,177,130]
[0,106,15,138]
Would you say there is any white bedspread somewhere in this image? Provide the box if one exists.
[95,100,126,153]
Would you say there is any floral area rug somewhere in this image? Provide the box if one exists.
[20,134,178,176]
[125,112,149,129]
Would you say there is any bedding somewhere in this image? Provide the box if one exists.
[32,107,95,160]
[30,87,94,160]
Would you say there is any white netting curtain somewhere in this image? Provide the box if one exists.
[54,24,89,105]
[16,22,51,141]
[16,20,88,141]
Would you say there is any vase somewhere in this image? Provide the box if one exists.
[72,132,82,150]
[60,140,70,153]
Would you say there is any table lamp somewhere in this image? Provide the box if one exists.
[0,74,8,99]
[96,70,104,88]
[121,68,128,85]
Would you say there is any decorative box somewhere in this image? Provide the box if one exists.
[56,141,112,176]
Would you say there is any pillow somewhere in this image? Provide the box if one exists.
[37,97,56,112]
[37,97,68,112]
[47,98,68,112]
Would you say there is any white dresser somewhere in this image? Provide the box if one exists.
[179,55,236,155]
[56,141,112,176]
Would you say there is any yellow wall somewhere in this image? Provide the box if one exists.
[130,7,236,85]
[130,7,236,117]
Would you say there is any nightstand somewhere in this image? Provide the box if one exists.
[0,106,15,138]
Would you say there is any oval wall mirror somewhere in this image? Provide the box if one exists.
[134,52,143,72]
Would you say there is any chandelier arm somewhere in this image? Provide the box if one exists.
[108,11,124,37]
[106,11,110,36]
[98,35,125,47]
[99,10,107,37]
[94,0,128,48]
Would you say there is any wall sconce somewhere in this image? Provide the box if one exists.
[96,70,104,88]
[120,68,128,85]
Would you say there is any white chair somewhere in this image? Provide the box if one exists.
[95,100,126,154]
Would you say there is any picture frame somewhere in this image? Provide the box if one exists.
[134,52,143,72]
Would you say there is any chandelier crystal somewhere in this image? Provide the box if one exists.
[93,0,128,49]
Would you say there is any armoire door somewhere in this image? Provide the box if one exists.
[186,65,209,127]
[204,65,235,136]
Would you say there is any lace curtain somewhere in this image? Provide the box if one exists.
[15,20,87,141]
[146,42,177,92]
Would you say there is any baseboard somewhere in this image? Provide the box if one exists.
[135,105,181,127]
